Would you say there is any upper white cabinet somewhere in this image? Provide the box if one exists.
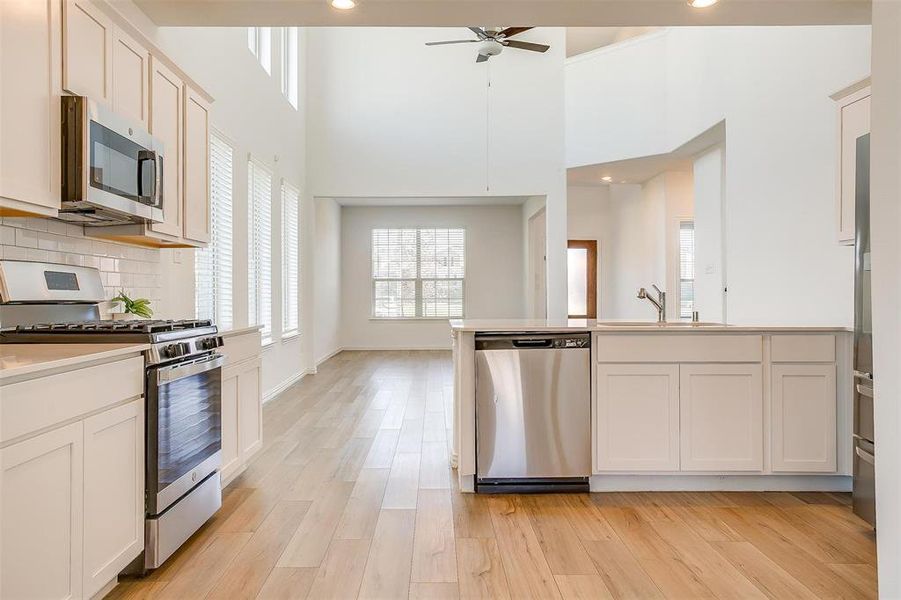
[62,0,113,102]
[112,27,149,128]
[772,364,837,473]
[0,0,61,217]
[679,363,763,472]
[833,81,870,245]
[149,57,184,241]
[183,87,212,244]
[0,423,84,600]
[596,364,680,471]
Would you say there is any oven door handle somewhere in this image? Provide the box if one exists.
[157,354,225,384]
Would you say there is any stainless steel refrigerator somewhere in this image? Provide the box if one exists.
[852,133,876,527]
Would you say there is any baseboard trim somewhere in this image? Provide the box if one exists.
[588,474,852,492]
[340,346,452,351]
[263,371,306,404]
[316,346,345,367]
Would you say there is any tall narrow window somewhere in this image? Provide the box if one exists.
[679,220,696,319]
[281,27,299,109]
[371,228,465,318]
[248,158,272,342]
[247,27,271,74]
[195,132,234,328]
[282,180,300,335]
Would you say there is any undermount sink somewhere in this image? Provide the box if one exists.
[598,321,724,327]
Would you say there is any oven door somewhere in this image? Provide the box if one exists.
[146,353,224,516]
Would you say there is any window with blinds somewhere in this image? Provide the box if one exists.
[281,27,299,109]
[371,228,465,318]
[248,158,273,342]
[195,132,234,329]
[282,181,300,335]
[679,220,696,319]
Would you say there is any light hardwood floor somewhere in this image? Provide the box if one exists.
[109,350,878,600]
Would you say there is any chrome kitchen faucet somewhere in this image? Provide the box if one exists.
[638,285,666,323]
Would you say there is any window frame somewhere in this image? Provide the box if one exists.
[369,227,466,320]
[281,179,301,337]
[280,27,299,109]
[248,156,273,344]
[194,128,235,329]
[247,27,271,74]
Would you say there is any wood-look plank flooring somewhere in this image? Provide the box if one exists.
[108,350,877,600]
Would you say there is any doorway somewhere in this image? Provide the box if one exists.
[567,240,597,318]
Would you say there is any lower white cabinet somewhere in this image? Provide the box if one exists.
[772,363,837,472]
[219,329,264,486]
[220,371,241,482]
[1,422,84,600]
[83,400,144,597]
[238,358,263,458]
[680,363,763,472]
[596,364,680,471]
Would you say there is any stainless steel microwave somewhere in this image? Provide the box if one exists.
[59,95,164,225]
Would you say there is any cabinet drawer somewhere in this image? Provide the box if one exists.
[595,335,762,363]
[771,335,835,363]
[220,330,262,366]
[1,356,144,444]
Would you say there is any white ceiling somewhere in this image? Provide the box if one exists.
[565,27,660,56]
[127,0,870,27]
[328,195,532,206]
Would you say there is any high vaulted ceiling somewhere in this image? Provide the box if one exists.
[126,0,870,27]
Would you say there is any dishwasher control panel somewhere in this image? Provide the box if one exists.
[555,337,590,349]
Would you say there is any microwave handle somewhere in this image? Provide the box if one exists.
[137,150,162,204]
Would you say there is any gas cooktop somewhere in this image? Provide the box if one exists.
[9,319,213,334]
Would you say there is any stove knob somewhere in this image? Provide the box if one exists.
[179,342,192,355]
[163,344,181,358]
[201,336,222,350]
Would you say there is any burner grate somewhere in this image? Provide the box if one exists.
[14,319,213,334]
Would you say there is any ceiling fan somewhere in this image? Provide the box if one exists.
[425,27,550,63]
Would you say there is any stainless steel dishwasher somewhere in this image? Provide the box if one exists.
[475,332,591,493]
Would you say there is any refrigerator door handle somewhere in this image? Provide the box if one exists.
[854,370,873,381]
[856,383,874,398]
[856,445,875,465]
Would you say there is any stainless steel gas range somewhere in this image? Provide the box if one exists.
[0,260,225,572]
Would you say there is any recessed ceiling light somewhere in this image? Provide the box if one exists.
[601,176,612,182]
[687,0,718,7]
[331,0,356,9]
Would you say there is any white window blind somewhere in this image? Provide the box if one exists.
[282,180,300,335]
[281,27,299,109]
[248,158,272,341]
[194,132,234,328]
[247,27,271,74]
[679,220,696,319]
[371,228,465,318]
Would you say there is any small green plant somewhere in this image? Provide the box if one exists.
[111,290,154,319]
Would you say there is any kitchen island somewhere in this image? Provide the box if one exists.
[450,319,852,493]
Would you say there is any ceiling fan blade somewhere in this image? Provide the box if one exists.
[476,53,489,63]
[504,39,550,53]
[425,40,479,46]
[498,26,533,39]
[468,27,488,39]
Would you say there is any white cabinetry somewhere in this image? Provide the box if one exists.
[0,423,84,600]
[595,364,679,471]
[112,27,149,128]
[149,57,184,241]
[62,0,113,102]
[832,81,870,245]
[83,400,144,597]
[219,329,264,485]
[0,352,145,599]
[0,0,62,217]
[679,364,763,472]
[183,87,212,244]
[771,364,837,472]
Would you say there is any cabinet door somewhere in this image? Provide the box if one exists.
[596,364,680,471]
[772,364,837,473]
[837,93,870,244]
[62,0,112,102]
[112,27,149,128]
[83,400,144,597]
[220,369,241,484]
[183,86,211,244]
[0,0,61,215]
[238,359,263,460]
[0,422,84,600]
[149,57,183,239]
[679,364,763,472]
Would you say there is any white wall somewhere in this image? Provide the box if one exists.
[693,146,725,322]
[340,204,526,349]
[306,27,568,317]
[566,26,871,326]
[113,2,310,398]
[870,2,901,595]
[314,198,342,364]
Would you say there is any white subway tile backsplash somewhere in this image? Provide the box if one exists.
[0,216,162,307]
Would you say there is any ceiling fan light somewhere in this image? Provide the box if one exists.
[687,0,718,7]
[331,0,356,9]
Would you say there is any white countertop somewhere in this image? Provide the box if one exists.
[0,343,150,381]
[218,325,263,338]
[448,318,851,333]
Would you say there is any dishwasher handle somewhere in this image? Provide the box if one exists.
[512,339,553,348]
